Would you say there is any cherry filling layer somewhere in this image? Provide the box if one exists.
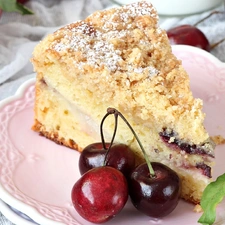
[159,128,213,178]
[159,129,214,158]
[196,163,212,178]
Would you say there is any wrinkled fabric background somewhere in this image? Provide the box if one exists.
[0,0,225,224]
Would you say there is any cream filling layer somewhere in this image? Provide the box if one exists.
[39,77,212,178]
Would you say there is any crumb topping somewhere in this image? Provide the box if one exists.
[193,204,203,213]
[52,1,160,76]
[211,135,225,145]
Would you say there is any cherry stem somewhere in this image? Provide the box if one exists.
[210,37,225,50]
[100,111,118,166]
[193,10,222,27]
[192,10,225,50]
[101,107,155,177]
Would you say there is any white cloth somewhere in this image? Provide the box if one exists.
[0,0,224,224]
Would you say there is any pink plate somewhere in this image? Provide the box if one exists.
[0,45,225,225]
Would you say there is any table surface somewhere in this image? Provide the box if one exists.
[0,0,225,224]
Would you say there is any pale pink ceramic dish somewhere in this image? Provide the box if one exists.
[0,45,225,225]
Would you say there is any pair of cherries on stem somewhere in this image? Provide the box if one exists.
[71,108,181,224]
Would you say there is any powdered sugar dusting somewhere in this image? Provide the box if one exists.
[52,1,159,75]
[122,1,158,19]
[133,66,158,78]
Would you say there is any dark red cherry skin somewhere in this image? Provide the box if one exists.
[167,25,210,51]
[129,162,181,218]
[105,143,136,177]
[79,142,109,175]
[71,166,128,224]
[79,143,136,178]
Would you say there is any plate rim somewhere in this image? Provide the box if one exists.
[0,78,35,109]
[172,45,225,67]
[0,77,65,225]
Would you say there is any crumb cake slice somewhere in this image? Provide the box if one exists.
[31,1,215,204]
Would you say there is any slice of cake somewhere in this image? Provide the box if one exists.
[31,1,215,204]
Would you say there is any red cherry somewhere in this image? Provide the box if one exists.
[78,142,108,175]
[79,142,136,178]
[71,166,128,223]
[105,143,136,177]
[73,108,181,223]
[129,162,181,218]
[167,25,210,51]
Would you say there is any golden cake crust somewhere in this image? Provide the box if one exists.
[32,120,82,151]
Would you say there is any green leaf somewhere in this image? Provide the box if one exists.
[198,173,225,225]
[0,0,33,15]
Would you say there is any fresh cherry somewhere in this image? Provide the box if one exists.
[129,162,181,218]
[79,142,109,175]
[79,142,136,177]
[105,143,136,177]
[167,11,225,52]
[72,107,181,223]
[71,166,128,224]
[167,25,210,51]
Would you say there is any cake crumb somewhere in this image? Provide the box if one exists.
[194,204,203,213]
[211,135,225,145]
